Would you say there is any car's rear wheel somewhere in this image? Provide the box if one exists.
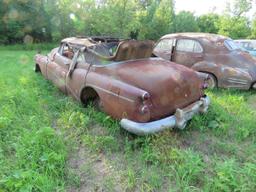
[81,88,103,111]
[92,96,104,111]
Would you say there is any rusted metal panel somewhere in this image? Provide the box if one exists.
[35,37,209,135]
[154,33,256,90]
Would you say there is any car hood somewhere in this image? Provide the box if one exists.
[98,58,204,120]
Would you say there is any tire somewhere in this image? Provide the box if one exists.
[92,96,104,111]
[81,88,103,111]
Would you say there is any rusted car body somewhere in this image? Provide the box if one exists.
[34,36,210,135]
[153,33,256,90]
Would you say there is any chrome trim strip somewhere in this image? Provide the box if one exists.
[86,84,135,103]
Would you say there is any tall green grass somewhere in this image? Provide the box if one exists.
[0,48,256,191]
[0,43,57,51]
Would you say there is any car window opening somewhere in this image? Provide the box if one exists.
[83,40,154,65]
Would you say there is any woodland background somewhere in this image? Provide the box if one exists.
[0,0,256,44]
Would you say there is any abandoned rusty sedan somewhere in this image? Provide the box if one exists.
[34,36,210,135]
[153,33,256,90]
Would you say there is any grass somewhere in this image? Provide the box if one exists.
[0,47,256,191]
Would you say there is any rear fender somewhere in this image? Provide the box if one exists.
[84,72,150,122]
[192,61,219,86]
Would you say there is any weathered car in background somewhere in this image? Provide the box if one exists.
[235,39,256,57]
[153,33,256,90]
[35,36,210,135]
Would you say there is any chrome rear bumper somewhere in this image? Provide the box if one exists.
[120,96,210,136]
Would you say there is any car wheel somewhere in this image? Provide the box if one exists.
[81,88,103,111]
[92,97,104,111]
[205,73,217,89]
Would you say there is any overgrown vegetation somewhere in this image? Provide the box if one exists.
[1,47,256,191]
[0,0,255,44]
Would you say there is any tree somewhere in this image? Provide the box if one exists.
[138,0,175,40]
[250,17,256,39]
[217,15,251,39]
[197,14,220,34]
[217,0,252,39]
[1,0,53,43]
[174,11,199,33]
[226,0,252,17]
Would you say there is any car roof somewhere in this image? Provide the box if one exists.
[61,37,95,47]
[61,36,121,47]
[161,33,228,42]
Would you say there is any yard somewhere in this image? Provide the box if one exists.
[0,48,256,191]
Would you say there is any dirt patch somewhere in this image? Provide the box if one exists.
[67,144,124,192]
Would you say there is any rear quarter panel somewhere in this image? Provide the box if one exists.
[85,69,150,122]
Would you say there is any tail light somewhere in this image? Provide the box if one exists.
[140,105,150,114]
[142,92,150,101]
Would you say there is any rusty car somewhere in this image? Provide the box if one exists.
[34,36,210,135]
[234,39,256,57]
[153,33,256,90]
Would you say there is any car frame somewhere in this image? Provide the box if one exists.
[35,36,210,135]
[153,33,256,90]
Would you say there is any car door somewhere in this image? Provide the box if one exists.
[66,49,91,101]
[172,38,204,68]
[47,43,72,93]
[153,38,174,60]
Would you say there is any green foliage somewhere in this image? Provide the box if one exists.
[197,14,220,34]
[0,50,68,191]
[1,0,52,44]
[138,0,175,40]
[174,11,199,33]
[1,0,256,42]
[0,43,58,51]
[2,128,67,192]
[249,18,256,38]
[217,15,251,39]
[226,0,252,17]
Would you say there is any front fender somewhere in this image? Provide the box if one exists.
[34,54,48,77]
[219,66,252,89]
[192,61,252,89]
